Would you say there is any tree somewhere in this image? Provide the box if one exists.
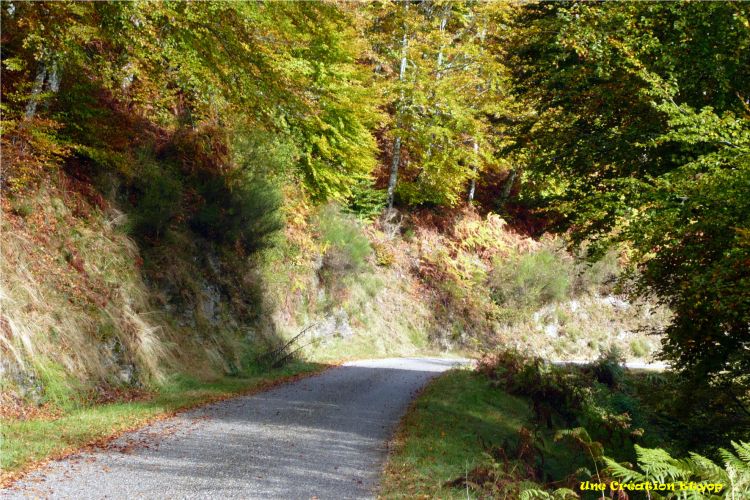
[508,1,750,389]
[2,1,381,201]
[369,0,518,208]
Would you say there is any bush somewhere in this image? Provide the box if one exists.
[490,248,572,309]
[630,370,750,455]
[316,204,372,273]
[344,179,387,220]
[588,346,626,388]
[574,247,622,295]
[190,173,282,252]
[479,350,644,453]
[372,241,395,267]
[629,338,650,358]
[129,168,182,240]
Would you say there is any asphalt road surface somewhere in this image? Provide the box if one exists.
[2,357,467,499]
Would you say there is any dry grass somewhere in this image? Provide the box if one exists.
[495,294,670,363]
[0,185,175,399]
[0,178,264,405]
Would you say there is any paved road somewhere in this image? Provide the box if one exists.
[3,358,466,500]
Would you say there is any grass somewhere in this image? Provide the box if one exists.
[0,361,326,483]
[381,368,584,499]
[381,369,535,499]
[382,359,701,499]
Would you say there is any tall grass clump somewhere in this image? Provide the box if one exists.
[490,246,573,309]
[0,186,176,405]
[316,203,372,275]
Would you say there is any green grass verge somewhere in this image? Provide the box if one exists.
[381,368,531,498]
[0,361,326,480]
[380,368,575,499]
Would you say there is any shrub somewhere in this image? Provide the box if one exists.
[189,173,282,252]
[480,350,645,452]
[315,204,372,273]
[344,179,387,220]
[172,124,230,175]
[2,117,70,192]
[588,346,626,388]
[630,371,750,455]
[490,248,572,309]
[372,241,395,267]
[574,248,622,295]
[129,168,182,240]
[629,338,650,358]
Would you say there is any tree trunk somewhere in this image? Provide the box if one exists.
[387,136,402,209]
[387,19,409,210]
[424,5,450,167]
[467,25,487,203]
[499,169,517,205]
[46,60,60,93]
[24,63,47,120]
[24,57,61,119]
[436,5,449,79]
[468,140,479,202]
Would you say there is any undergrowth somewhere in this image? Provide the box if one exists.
[385,352,750,499]
[412,209,667,359]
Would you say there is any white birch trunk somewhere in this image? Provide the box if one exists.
[387,20,409,210]
[468,140,479,202]
[468,24,488,202]
[425,5,450,165]
[436,7,449,79]
[24,63,47,120]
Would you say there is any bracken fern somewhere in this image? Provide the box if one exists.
[603,441,750,499]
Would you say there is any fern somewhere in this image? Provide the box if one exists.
[604,441,750,499]
[555,427,606,485]
[732,441,750,463]
[602,456,646,484]
[723,441,750,498]
[686,454,729,484]
[519,483,579,500]
[554,427,605,460]
[633,445,690,483]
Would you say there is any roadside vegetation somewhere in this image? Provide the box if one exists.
[0,361,324,482]
[384,354,750,499]
[382,367,560,499]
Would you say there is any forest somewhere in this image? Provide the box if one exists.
[1,1,749,498]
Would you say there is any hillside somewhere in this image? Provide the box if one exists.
[1,176,668,409]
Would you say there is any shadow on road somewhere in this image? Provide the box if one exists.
[4,358,469,500]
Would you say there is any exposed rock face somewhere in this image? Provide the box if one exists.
[311,309,353,341]
[199,282,222,325]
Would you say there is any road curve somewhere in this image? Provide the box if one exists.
[2,357,467,500]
